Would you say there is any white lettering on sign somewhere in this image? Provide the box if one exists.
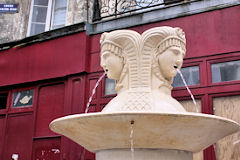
[4,4,14,7]
[0,8,9,11]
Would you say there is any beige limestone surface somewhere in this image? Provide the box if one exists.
[50,112,239,153]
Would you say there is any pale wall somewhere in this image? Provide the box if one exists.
[0,0,88,44]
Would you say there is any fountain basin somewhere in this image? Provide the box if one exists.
[49,112,240,153]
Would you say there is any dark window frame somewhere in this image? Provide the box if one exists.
[9,87,35,113]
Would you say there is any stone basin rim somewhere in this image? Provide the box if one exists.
[50,112,240,153]
[50,111,240,126]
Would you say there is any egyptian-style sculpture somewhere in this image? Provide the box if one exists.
[100,26,186,113]
[50,26,240,160]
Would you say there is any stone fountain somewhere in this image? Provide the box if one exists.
[50,27,240,160]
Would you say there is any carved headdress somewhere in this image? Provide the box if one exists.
[142,26,186,89]
[100,30,141,91]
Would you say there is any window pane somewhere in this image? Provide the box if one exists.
[52,9,66,28]
[55,0,67,8]
[52,0,67,29]
[30,23,45,35]
[12,90,34,108]
[0,93,8,110]
[105,78,116,95]
[211,60,240,83]
[32,6,48,23]
[34,0,49,6]
[173,66,200,87]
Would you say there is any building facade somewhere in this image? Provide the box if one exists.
[0,0,240,160]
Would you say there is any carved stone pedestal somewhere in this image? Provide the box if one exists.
[96,149,192,160]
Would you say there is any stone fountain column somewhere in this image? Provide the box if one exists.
[50,27,240,160]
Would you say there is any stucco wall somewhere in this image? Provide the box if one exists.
[66,0,89,25]
[0,0,88,44]
[0,0,31,44]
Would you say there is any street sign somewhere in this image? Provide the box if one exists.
[0,4,18,13]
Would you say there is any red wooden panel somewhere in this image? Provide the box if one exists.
[85,150,95,160]
[0,116,5,158]
[89,34,101,54]
[0,32,88,87]
[35,83,65,137]
[89,53,102,73]
[204,145,216,160]
[71,78,85,114]
[32,137,61,160]
[61,137,85,160]
[3,114,33,160]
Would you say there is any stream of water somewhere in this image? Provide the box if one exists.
[130,121,135,160]
[81,73,106,160]
[85,72,106,113]
[177,69,199,112]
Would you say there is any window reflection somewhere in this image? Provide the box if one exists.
[173,66,200,87]
[105,78,116,95]
[211,60,240,83]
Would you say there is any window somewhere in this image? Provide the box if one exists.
[211,60,240,83]
[0,93,8,110]
[28,0,68,36]
[12,89,34,108]
[105,78,116,95]
[173,66,200,87]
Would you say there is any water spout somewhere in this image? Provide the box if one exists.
[130,120,135,160]
[176,69,198,112]
[85,72,106,113]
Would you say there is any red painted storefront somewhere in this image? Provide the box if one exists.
[0,5,240,160]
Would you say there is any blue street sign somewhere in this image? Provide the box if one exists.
[0,4,18,13]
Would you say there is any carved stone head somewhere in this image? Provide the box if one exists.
[100,32,124,80]
[155,27,186,81]
[142,27,186,90]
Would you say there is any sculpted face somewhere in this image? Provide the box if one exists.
[101,51,124,80]
[157,46,185,81]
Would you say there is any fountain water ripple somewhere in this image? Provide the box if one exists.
[177,69,198,112]
[85,72,106,113]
